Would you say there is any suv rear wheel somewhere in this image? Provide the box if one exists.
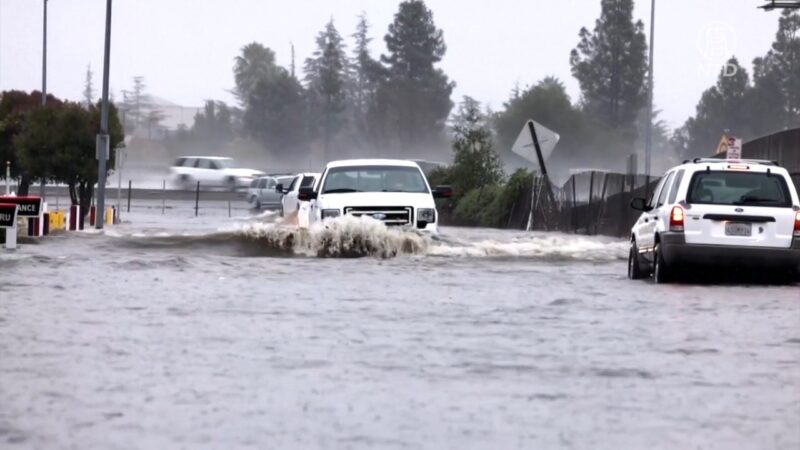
[653,242,672,284]
[628,240,647,280]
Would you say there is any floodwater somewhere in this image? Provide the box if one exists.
[1,205,798,449]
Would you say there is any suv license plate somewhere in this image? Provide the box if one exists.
[725,222,752,236]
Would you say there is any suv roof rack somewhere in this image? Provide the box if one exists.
[682,158,780,166]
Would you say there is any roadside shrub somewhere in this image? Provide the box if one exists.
[482,169,533,228]
[450,169,533,228]
[453,185,502,226]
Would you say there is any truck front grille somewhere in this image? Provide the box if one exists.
[344,206,412,226]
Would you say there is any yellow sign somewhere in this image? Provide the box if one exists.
[715,134,729,155]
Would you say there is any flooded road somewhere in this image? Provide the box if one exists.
[1,207,798,449]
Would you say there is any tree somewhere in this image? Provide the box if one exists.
[748,9,800,135]
[569,0,648,136]
[83,65,94,107]
[120,76,153,133]
[377,0,454,151]
[349,13,384,141]
[493,77,585,162]
[0,90,62,196]
[680,57,752,158]
[243,71,307,153]
[305,20,348,159]
[234,43,282,106]
[15,101,123,217]
[448,96,502,197]
[191,100,234,149]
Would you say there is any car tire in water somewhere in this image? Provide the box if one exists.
[653,242,672,284]
[249,196,261,210]
[628,241,647,280]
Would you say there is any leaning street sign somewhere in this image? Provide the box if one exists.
[0,196,43,217]
[511,119,560,173]
[0,204,17,228]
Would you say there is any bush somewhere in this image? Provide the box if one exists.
[453,185,502,226]
[483,169,533,228]
[450,169,533,228]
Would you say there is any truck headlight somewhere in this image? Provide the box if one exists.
[321,209,341,219]
[418,208,436,223]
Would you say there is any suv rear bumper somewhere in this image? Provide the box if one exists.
[661,232,800,268]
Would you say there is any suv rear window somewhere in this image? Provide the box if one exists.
[687,171,792,207]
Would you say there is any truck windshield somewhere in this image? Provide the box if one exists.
[687,171,792,207]
[322,166,429,194]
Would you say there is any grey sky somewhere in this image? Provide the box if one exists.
[0,0,781,131]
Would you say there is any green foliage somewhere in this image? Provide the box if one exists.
[453,185,502,226]
[680,57,751,157]
[748,10,800,134]
[234,43,282,106]
[192,100,234,148]
[449,97,502,197]
[569,0,648,139]
[678,10,799,158]
[494,77,594,165]
[376,0,454,150]
[243,70,307,152]
[0,90,63,194]
[305,20,349,157]
[452,169,532,228]
[14,100,123,212]
[349,13,384,143]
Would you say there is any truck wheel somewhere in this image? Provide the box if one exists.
[249,196,261,210]
[653,242,672,284]
[628,241,647,280]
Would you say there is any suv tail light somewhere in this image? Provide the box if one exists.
[670,206,685,232]
[794,211,800,237]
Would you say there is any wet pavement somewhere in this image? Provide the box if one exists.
[1,206,798,449]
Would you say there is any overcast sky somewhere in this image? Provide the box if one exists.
[0,0,782,130]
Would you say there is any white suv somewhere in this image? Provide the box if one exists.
[170,156,264,191]
[629,159,800,283]
[299,159,452,233]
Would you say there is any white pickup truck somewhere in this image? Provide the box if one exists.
[299,159,452,233]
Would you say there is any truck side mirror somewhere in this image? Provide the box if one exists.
[433,185,453,199]
[630,197,650,211]
[298,187,317,201]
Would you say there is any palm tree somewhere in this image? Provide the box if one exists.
[233,43,280,106]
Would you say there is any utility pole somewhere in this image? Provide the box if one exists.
[290,42,296,78]
[42,0,48,106]
[644,0,656,180]
[95,0,113,230]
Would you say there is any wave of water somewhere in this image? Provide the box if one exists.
[106,215,626,261]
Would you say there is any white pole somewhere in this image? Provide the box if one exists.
[5,161,9,195]
[6,223,17,250]
[645,0,656,180]
[117,148,123,222]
